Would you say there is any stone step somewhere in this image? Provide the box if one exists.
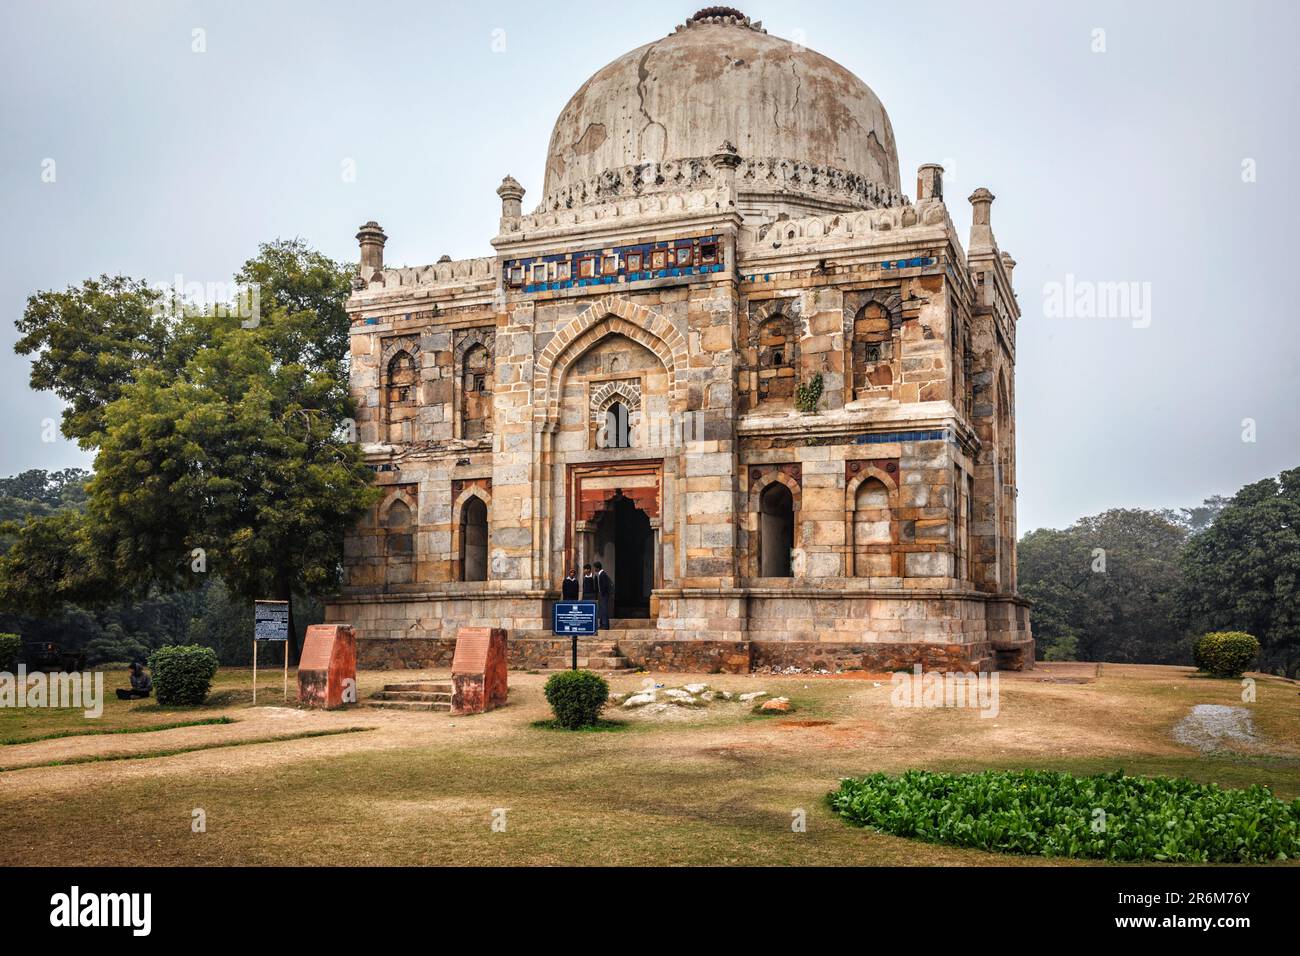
[383,682,453,693]
[372,690,453,703]
[366,700,452,712]
[541,666,639,676]
[547,655,627,667]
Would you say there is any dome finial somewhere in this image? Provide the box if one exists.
[690,6,747,21]
[684,7,761,31]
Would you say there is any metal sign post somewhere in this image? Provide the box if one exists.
[253,600,291,704]
[552,601,598,670]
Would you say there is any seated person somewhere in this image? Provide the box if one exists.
[116,661,153,700]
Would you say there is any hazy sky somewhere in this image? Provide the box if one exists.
[1,0,1297,532]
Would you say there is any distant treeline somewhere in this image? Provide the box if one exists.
[1020,468,1299,677]
[0,468,321,665]
[3,466,1297,676]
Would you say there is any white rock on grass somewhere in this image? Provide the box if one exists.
[739,691,767,702]
[663,688,694,700]
[623,692,656,708]
[683,683,709,694]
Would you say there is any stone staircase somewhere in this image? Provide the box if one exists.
[367,680,452,712]
[542,638,637,674]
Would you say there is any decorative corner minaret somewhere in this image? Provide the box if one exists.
[917,163,944,201]
[968,187,996,253]
[497,175,525,227]
[356,221,387,276]
[711,141,742,209]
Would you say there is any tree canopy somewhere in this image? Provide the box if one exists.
[1018,508,1191,664]
[0,239,376,660]
[1179,469,1300,677]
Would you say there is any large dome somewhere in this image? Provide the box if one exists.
[539,8,903,217]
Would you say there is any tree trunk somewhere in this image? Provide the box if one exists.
[276,575,299,666]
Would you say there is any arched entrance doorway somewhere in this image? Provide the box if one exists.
[592,493,653,618]
[460,496,488,582]
[759,482,794,578]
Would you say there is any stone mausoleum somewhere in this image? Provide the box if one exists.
[326,8,1033,673]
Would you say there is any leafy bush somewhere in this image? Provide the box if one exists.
[829,769,1300,863]
[795,373,824,414]
[1194,631,1259,678]
[148,645,220,706]
[0,633,19,672]
[543,670,609,729]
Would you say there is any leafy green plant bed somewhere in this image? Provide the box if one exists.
[828,769,1300,863]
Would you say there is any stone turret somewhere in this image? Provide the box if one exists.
[917,164,944,201]
[356,221,387,275]
[497,176,525,226]
[968,188,996,252]
[711,141,741,208]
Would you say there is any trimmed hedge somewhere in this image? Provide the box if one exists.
[148,645,220,706]
[0,633,19,673]
[829,769,1300,863]
[1194,631,1260,678]
[543,670,609,729]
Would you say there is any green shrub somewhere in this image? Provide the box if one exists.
[829,769,1300,863]
[1194,631,1259,678]
[795,373,824,413]
[148,645,220,706]
[0,634,19,673]
[543,670,609,729]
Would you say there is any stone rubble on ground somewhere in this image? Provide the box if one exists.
[615,683,763,711]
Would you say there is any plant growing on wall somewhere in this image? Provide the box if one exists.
[795,373,823,414]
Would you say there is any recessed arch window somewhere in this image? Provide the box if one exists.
[385,350,418,443]
[853,304,893,392]
[460,343,492,439]
[604,402,631,449]
[384,498,413,558]
[757,315,796,403]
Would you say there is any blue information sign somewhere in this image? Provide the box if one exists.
[254,601,290,642]
[553,601,598,636]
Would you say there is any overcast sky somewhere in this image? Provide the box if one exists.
[1,0,1296,532]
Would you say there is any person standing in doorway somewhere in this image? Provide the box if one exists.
[562,568,579,600]
[581,564,597,603]
[594,561,613,630]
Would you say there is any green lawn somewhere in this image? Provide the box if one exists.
[2,663,1297,866]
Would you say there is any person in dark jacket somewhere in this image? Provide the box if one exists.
[594,561,613,629]
[116,661,153,700]
[580,564,597,601]
[561,568,579,600]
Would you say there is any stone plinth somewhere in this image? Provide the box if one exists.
[450,627,508,715]
[298,624,357,709]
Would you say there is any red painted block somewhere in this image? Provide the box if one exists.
[451,627,508,715]
[298,624,358,710]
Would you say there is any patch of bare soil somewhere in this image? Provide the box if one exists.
[1172,704,1259,754]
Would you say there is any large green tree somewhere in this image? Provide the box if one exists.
[1018,509,1192,664]
[0,240,377,661]
[1179,469,1300,677]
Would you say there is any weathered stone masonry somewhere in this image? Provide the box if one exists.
[326,9,1033,672]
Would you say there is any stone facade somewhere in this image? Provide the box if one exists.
[326,9,1033,672]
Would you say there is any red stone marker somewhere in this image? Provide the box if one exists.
[450,627,508,715]
[298,624,357,710]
